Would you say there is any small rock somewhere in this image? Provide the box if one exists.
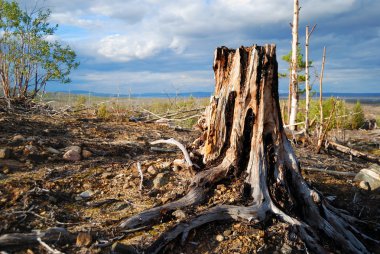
[216,234,224,242]
[24,145,38,155]
[63,146,82,161]
[76,232,92,247]
[101,172,114,179]
[79,190,95,199]
[161,197,170,203]
[82,149,92,159]
[160,162,171,169]
[0,148,11,159]
[75,196,83,201]
[12,134,25,142]
[280,243,293,254]
[223,230,232,237]
[153,173,169,188]
[46,147,60,154]
[147,166,157,175]
[26,136,37,142]
[172,209,187,221]
[172,165,180,172]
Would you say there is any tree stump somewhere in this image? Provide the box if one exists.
[119,45,378,254]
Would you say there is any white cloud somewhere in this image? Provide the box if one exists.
[97,33,169,61]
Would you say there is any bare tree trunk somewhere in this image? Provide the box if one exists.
[317,47,326,150]
[117,45,376,254]
[305,24,316,135]
[287,66,292,125]
[289,0,300,130]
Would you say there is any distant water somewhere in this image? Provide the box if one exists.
[53,90,380,103]
[283,93,380,104]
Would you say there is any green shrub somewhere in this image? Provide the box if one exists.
[350,101,365,129]
[75,95,87,110]
[97,103,109,119]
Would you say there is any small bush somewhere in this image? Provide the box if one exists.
[97,103,109,119]
[351,101,365,129]
[75,96,87,110]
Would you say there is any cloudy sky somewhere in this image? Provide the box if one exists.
[21,0,380,94]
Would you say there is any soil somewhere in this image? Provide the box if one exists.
[0,110,379,254]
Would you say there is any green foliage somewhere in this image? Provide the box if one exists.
[97,103,108,119]
[298,97,350,131]
[75,96,86,110]
[351,101,365,129]
[280,46,311,83]
[0,0,79,99]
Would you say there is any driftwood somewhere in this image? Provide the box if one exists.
[117,45,378,254]
[0,227,74,249]
[326,140,380,164]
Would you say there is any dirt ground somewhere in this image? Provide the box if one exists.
[0,109,379,254]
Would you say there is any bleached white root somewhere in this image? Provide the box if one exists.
[150,138,195,167]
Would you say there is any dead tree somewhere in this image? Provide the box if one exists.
[288,0,300,130]
[118,45,377,254]
[304,24,317,135]
[317,47,327,151]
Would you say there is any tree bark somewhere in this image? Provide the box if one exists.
[118,45,377,254]
[289,0,300,130]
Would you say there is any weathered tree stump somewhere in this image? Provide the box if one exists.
[119,45,378,254]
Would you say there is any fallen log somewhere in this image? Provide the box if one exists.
[326,140,380,164]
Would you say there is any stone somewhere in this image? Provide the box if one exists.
[101,172,114,179]
[24,145,38,155]
[46,147,60,154]
[216,234,224,242]
[223,230,232,237]
[0,148,11,159]
[153,173,169,188]
[354,164,380,191]
[172,209,187,221]
[63,146,82,161]
[79,190,95,199]
[147,166,157,175]
[82,149,92,159]
[12,135,25,142]
[280,243,293,254]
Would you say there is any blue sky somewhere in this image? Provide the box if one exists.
[21,0,380,94]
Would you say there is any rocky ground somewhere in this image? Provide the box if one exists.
[0,109,379,254]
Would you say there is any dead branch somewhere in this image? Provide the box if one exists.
[317,100,336,153]
[37,237,64,254]
[326,141,380,164]
[303,167,356,177]
[137,162,143,193]
[150,138,194,167]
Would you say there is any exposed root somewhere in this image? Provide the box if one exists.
[119,165,228,229]
[145,205,267,254]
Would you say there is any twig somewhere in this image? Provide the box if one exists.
[137,162,143,193]
[36,237,64,254]
[150,138,194,167]
[303,167,356,177]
